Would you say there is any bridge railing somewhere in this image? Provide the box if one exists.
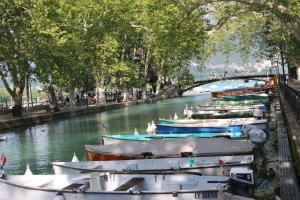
[196,69,270,81]
[279,81,300,121]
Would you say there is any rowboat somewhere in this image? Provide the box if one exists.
[192,104,266,111]
[211,94,269,106]
[52,155,254,176]
[0,136,6,141]
[159,117,267,125]
[101,132,245,145]
[190,109,266,119]
[156,121,266,134]
[85,137,254,161]
[211,87,267,98]
[0,172,232,200]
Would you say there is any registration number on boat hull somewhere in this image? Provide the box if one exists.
[194,191,218,199]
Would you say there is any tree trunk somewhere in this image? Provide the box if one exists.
[69,82,75,107]
[142,50,151,99]
[155,60,165,95]
[1,69,26,117]
[12,93,23,117]
[48,84,60,112]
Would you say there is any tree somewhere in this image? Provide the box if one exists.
[0,0,36,116]
[181,0,300,78]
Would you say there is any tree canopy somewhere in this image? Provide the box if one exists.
[1,0,300,116]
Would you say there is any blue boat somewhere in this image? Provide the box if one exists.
[156,124,240,134]
[156,123,266,134]
[102,132,246,144]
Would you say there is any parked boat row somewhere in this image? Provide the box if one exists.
[0,85,269,200]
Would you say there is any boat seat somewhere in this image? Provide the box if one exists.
[114,177,144,191]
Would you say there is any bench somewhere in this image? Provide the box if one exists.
[114,177,144,191]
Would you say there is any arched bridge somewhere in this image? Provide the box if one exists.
[179,74,271,95]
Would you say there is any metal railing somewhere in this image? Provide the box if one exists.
[279,81,300,121]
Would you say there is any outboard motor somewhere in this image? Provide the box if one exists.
[229,167,254,196]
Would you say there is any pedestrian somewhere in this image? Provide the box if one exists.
[212,71,216,79]
[285,74,289,84]
[224,70,228,79]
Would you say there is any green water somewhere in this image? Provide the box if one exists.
[0,94,211,174]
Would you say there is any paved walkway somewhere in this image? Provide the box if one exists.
[276,101,300,200]
[288,79,300,91]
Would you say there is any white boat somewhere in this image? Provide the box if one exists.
[52,155,254,176]
[0,172,233,200]
[85,137,254,161]
[159,117,267,126]
[0,136,7,141]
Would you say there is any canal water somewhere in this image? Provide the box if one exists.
[0,80,257,175]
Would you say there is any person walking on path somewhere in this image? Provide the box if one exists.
[212,71,216,79]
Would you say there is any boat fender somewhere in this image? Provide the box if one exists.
[24,164,33,175]
[146,123,153,134]
[174,113,178,120]
[134,128,139,135]
[183,108,187,116]
[71,153,79,162]
[150,121,157,130]
[53,192,65,200]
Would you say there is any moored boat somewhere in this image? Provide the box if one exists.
[190,109,266,119]
[0,172,232,200]
[211,94,269,106]
[192,104,266,111]
[159,117,267,125]
[85,137,254,161]
[101,132,245,145]
[0,136,6,141]
[156,121,266,134]
[211,87,267,98]
[52,155,254,176]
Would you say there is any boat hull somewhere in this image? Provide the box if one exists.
[53,155,254,176]
[156,123,266,134]
[211,87,267,98]
[0,174,229,200]
[102,132,245,144]
[156,125,240,134]
[85,137,254,161]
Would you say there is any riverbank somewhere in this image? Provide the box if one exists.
[0,98,160,132]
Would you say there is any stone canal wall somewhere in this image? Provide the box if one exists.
[0,98,158,131]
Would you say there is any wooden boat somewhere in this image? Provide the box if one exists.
[211,87,267,98]
[101,132,246,145]
[0,172,232,200]
[85,137,254,161]
[156,121,266,134]
[52,155,254,176]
